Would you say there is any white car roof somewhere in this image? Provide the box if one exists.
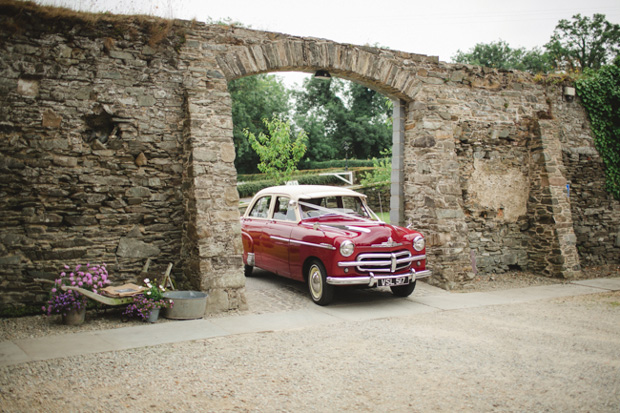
[253,185,367,201]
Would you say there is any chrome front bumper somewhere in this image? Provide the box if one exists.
[326,268,432,287]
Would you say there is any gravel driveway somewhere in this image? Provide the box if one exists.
[1,271,619,412]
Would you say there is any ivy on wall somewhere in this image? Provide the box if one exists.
[576,58,620,200]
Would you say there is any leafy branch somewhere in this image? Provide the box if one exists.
[244,116,308,185]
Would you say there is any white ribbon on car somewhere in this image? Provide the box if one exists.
[297,200,382,226]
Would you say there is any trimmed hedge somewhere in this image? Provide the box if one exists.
[238,166,375,183]
[237,174,344,198]
[299,158,384,170]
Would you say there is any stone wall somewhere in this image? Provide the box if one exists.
[0,8,190,308]
[1,2,618,312]
[400,67,585,286]
[456,120,531,275]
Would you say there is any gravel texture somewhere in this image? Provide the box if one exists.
[1,266,619,412]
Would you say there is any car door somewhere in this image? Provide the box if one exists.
[242,195,272,269]
[261,196,297,277]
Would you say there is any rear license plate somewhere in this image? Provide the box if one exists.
[379,277,409,287]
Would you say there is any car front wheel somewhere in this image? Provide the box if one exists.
[390,280,416,297]
[307,259,334,306]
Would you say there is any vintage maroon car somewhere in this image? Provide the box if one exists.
[241,185,431,305]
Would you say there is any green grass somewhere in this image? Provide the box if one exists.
[375,211,390,223]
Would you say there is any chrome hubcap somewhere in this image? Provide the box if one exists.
[309,265,322,299]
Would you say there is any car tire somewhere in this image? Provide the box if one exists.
[244,264,254,277]
[307,259,334,306]
[390,280,416,297]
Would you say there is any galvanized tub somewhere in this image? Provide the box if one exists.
[162,291,207,320]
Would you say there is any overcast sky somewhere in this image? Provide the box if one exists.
[36,0,620,86]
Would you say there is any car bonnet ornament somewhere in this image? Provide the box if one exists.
[372,237,402,248]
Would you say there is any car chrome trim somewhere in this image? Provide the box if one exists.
[246,252,255,267]
[302,222,371,234]
[414,270,432,279]
[345,225,371,233]
[338,252,426,273]
[271,235,336,250]
[327,269,433,286]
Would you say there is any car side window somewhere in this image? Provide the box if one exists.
[273,197,296,221]
[248,196,271,218]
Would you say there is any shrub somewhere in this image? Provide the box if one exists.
[299,158,380,170]
[237,174,344,198]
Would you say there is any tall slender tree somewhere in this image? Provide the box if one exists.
[243,116,308,185]
[229,74,290,173]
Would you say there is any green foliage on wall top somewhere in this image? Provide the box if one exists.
[576,58,620,200]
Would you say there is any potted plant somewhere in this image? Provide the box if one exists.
[123,278,173,323]
[43,263,111,325]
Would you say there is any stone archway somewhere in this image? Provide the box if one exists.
[178,26,477,312]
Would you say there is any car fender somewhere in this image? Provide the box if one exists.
[241,229,254,264]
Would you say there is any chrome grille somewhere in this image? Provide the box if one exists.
[355,250,412,273]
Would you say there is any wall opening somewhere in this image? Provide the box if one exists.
[229,72,399,221]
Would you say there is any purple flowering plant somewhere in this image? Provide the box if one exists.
[43,263,111,317]
[123,278,173,321]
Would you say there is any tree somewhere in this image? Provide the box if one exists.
[229,74,290,174]
[293,77,392,163]
[452,40,551,73]
[545,14,620,72]
[520,47,553,74]
[243,116,308,184]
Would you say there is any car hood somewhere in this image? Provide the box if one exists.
[303,218,417,247]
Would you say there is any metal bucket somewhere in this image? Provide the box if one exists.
[162,291,207,320]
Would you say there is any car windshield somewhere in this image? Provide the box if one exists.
[299,196,378,221]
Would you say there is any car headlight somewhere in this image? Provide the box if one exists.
[340,240,355,257]
[413,235,425,252]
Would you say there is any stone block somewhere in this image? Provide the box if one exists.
[116,238,161,258]
[204,288,229,314]
[42,109,62,128]
[436,209,465,220]
[64,215,97,226]
[52,155,77,167]
[135,152,148,166]
[109,50,134,60]
[193,148,217,162]
[125,186,151,199]
[220,142,236,163]
[17,78,39,97]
